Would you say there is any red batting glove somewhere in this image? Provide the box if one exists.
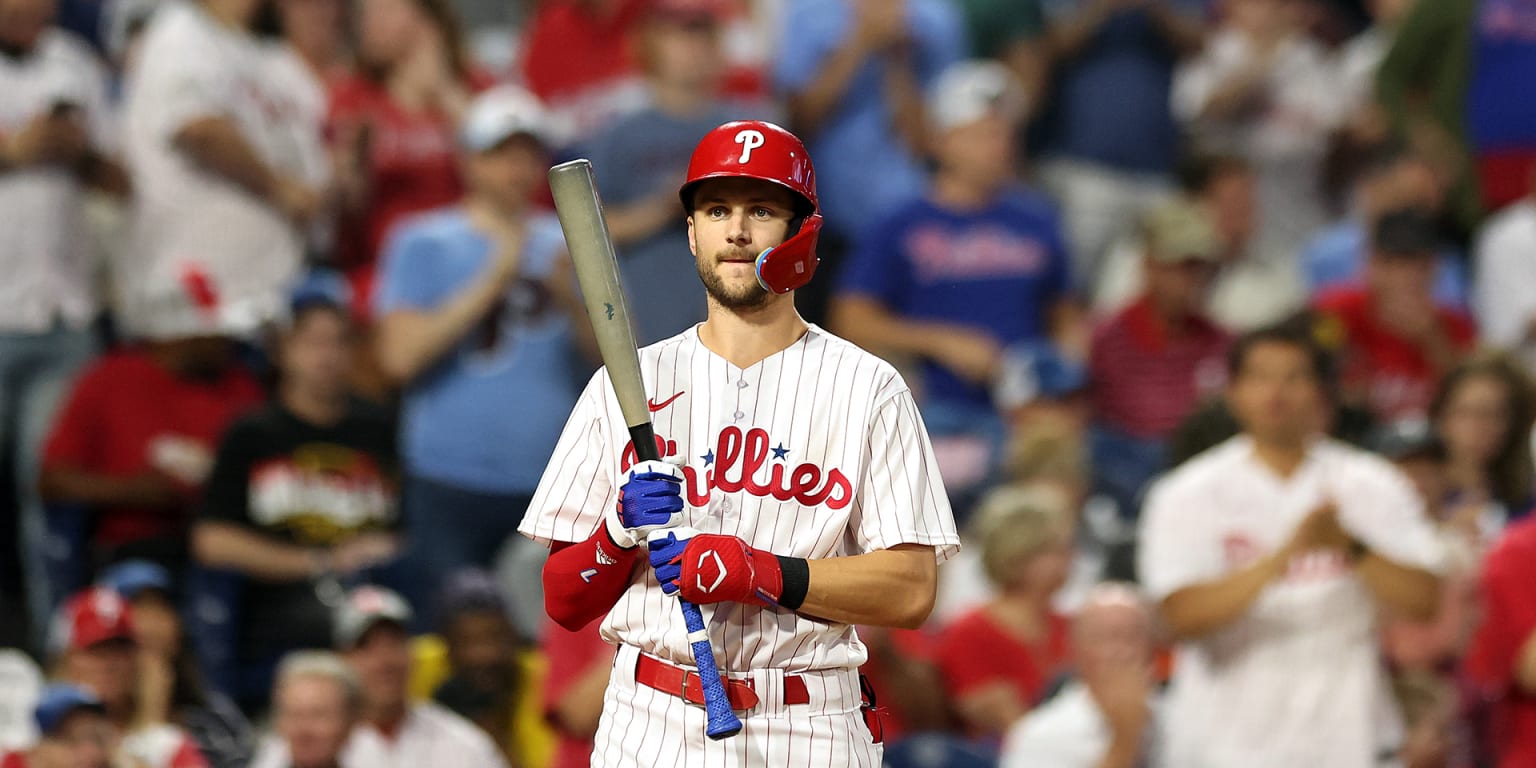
[675,534,785,608]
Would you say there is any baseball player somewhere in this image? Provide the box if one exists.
[519,120,961,766]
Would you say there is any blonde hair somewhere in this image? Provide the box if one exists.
[1000,412,1088,491]
[968,484,1073,589]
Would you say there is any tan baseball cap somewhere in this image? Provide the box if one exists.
[1143,198,1220,264]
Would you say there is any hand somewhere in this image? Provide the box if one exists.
[328,532,401,574]
[1084,653,1151,744]
[1285,503,1354,557]
[649,531,785,607]
[273,176,322,226]
[927,327,1003,386]
[5,110,90,167]
[134,650,173,727]
[604,460,684,549]
[853,0,909,52]
[120,470,185,508]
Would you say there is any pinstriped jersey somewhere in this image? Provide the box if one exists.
[519,323,960,673]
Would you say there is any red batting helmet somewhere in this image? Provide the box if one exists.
[679,121,823,294]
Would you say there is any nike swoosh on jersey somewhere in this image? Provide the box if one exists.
[647,392,685,412]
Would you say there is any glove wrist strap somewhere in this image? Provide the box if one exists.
[775,556,809,610]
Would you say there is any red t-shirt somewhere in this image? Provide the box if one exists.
[1089,297,1230,439]
[326,72,492,312]
[1465,516,1536,768]
[42,350,264,549]
[1313,287,1476,422]
[541,622,615,768]
[1,752,26,768]
[520,0,645,107]
[855,627,938,743]
[934,608,1071,714]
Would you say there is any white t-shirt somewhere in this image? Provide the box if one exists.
[0,29,113,332]
[121,0,310,340]
[519,324,960,673]
[249,701,505,768]
[1138,436,1445,768]
[1473,200,1536,372]
[0,651,42,751]
[1000,680,1161,768]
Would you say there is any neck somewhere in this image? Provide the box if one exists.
[698,295,807,369]
[1250,433,1312,477]
[988,592,1053,636]
[366,701,408,734]
[282,382,346,426]
[649,79,712,117]
[1147,294,1194,334]
[297,43,340,84]
[930,171,1002,211]
[200,0,248,31]
[1444,459,1488,494]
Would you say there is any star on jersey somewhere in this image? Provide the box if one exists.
[701,449,715,466]
[772,443,789,460]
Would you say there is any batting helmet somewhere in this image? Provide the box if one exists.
[679,121,823,294]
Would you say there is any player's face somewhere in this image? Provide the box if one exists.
[346,623,412,711]
[1227,341,1326,444]
[687,178,798,311]
[465,135,547,215]
[276,675,355,768]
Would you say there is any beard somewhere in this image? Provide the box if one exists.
[697,248,771,311]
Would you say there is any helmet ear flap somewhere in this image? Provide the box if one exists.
[754,213,823,294]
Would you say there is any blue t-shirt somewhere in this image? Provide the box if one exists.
[584,103,755,345]
[1036,0,1208,174]
[837,190,1070,408]
[375,208,583,494]
[1302,220,1469,309]
[774,0,966,237]
[1467,0,1536,152]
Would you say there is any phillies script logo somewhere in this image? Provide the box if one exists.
[621,426,853,509]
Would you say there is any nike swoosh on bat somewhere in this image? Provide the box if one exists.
[647,392,685,412]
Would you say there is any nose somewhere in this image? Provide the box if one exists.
[724,207,751,245]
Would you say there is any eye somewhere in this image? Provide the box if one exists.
[752,206,775,219]
[707,205,728,219]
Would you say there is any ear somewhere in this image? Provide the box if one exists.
[686,214,697,257]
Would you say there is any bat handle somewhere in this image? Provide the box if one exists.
[679,598,743,740]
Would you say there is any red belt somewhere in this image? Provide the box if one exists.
[633,654,810,711]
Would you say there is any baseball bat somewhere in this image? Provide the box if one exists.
[548,159,743,741]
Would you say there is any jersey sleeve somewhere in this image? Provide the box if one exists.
[518,372,616,546]
[373,224,442,313]
[1137,473,1227,602]
[850,387,960,561]
[1334,456,1446,574]
[140,27,234,137]
[197,418,256,526]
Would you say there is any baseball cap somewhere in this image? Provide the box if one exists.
[436,569,510,629]
[460,86,552,153]
[334,586,414,649]
[928,60,1027,133]
[1371,207,1441,258]
[97,560,172,601]
[1143,198,1221,264]
[33,684,106,736]
[50,587,135,656]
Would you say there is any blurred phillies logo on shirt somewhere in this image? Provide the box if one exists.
[179,264,221,320]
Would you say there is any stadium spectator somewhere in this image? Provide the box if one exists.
[541,620,611,768]
[1172,0,1345,261]
[0,0,120,645]
[374,86,592,615]
[999,583,1158,768]
[418,570,527,765]
[327,0,490,315]
[1473,166,1536,372]
[0,650,43,750]
[40,328,264,578]
[1314,208,1478,424]
[1334,0,1412,133]
[272,0,349,89]
[337,586,507,766]
[517,0,649,147]
[51,588,209,768]
[831,60,1079,493]
[264,0,345,256]
[97,561,254,768]
[1465,505,1536,768]
[1429,352,1536,529]
[192,277,399,703]
[0,684,114,768]
[1137,322,1444,767]
[251,652,361,768]
[950,0,1045,93]
[934,484,1074,738]
[1035,0,1207,288]
[774,0,966,322]
[1377,0,1536,232]
[121,0,322,341]
[854,625,949,745]
[584,0,769,345]
[1088,197,1229,520]
[1303,144,1466,308]
[1097,154,1304,332]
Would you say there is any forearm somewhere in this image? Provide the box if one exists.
[604,195,679,247]
[191,521,318,582]
[830,297,968,362]
[1517,630,1536,694]
[173,117,282,202]
[1097,736,1142,768]
[1357,552,1441,621]
[554,662,611,739]
[1200,65,1269,121]
[883,56,927,156]
[375,264,511,383]
[788,36,874,136]
[797,545,936,629]
[1159,552,1286,640]
[39,466,168,508]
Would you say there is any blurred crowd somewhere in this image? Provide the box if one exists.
[1,0,1536,765]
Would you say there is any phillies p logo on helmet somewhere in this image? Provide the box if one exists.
[734,129,765,164]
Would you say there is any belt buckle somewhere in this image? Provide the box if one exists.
[679,672,700,707]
